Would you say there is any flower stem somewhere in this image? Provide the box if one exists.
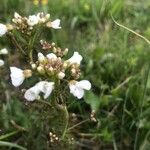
[37,99,52,107]
[61,105,69,140]
[7,33,26,55]
[0,130,20,140]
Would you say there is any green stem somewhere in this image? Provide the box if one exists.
[0,141,27,150]
[134,64,150,150]
[61,105,69,140]
[37,99,52,107]
[28,28,41,62]
[67,119,89,131]
[0,130,20,140]
[7,33,26,55]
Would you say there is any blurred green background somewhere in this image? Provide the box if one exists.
[0,0,150,149]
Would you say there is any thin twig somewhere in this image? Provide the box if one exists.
[36,99,52,107]
[7,33,26,55]
[111,15,150,45]
[67,119,90,131]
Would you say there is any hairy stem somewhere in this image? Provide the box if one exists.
[7,33,26,55]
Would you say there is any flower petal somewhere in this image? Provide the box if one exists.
[10,67,25,87]
[38,52,46,63]
[76,80,91,90]
[27,15,39,26]
[24,86,40,101]
[46,53,57,60]
[0,59,4,66]
[37,81,54,99]
[0,23,7,37]
[67,52,82,65]
[0,48,8,55]
[69,84,84,99]
[51,19,61,29]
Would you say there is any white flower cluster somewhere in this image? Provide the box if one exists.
[10,51,91,101]
[0,12,61,36]
[12,12,61,33]
[0,48,8,66]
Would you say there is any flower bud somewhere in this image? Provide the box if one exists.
[38,52,46,63]
[58,72,65,79]
[37,66,45,74]
[31,63,37,69]
[63,62,68,69]
[63,48,68,55]
[45,14,50,20]
[23,69,32,78]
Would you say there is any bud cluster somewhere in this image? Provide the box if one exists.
[12,12,50,34]
[40,40,68,57]
[49,132,59,143]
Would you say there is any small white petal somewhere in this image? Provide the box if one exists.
[46,53,57,60]
[37,81,54,99]
[67,52,83,65]
[10,67,25,87]
[76,80,91,90]
[24,86,40,101]
[0,24,7,37]
[0,59,4,66]
[27,15,39,26]
[69,84,84,99]
[51,19,61,29]
[0,48,8,55]
[14,12,21,18]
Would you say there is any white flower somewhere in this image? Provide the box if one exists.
[46,53,57,60]
[69,80,91,99]
[38,52,46,63]
[10,67,25,87]
[0,24,7,37]
[58,72,65,79]
[37,13,50,23]
[67,52,83,65]
[24,81,54,101]
[0,59,4,66]
[37,81,54,99]
[47,19,61,29]
[24,85,40,101]
[27,15,39,26]
[0,48,8,55]
[14,12,21,19]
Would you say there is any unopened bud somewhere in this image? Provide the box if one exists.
[71,68,76,74]
[31,63,37,69]
[48,66,54,72]
[38,52,46,63]
[23,69,32,78]
[58,72,65,79]
[64,48,68,55]
[6,24,14,30]
[55,137,59,141]
[63,62,68,69]
[53,47,57,53]
[51,42,55,46]
[45,14,50,20]
[37,66,45,74]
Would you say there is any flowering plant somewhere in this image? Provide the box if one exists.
[0,12,92,141]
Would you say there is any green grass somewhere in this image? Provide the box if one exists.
[0,0,150,149]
